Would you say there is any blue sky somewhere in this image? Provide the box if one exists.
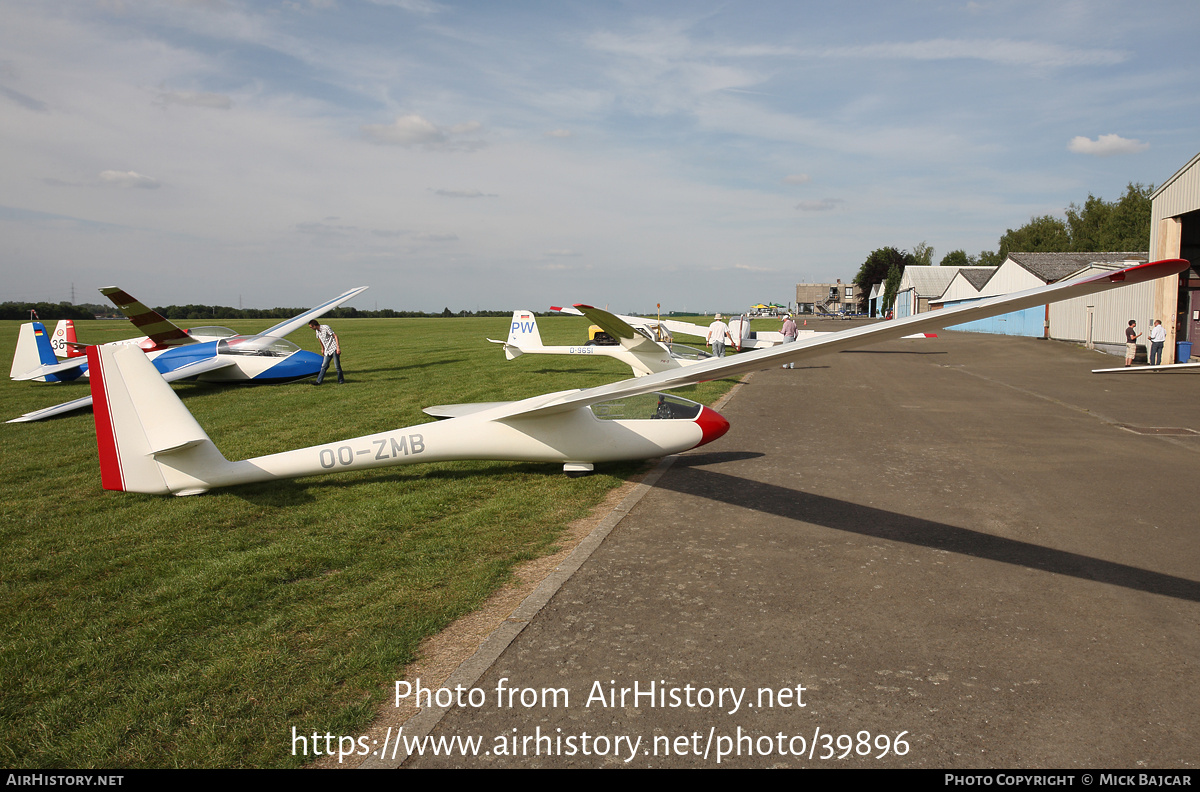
[1,0,1196,314]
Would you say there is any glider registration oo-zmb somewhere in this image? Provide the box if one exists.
[84,259,1187,496]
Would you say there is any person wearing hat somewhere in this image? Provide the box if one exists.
[706,313,735,358]
[780,313,798,369]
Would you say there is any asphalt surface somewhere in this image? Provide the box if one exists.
[403,328,1199,768]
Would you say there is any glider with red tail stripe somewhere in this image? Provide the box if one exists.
[83,259,1188,495]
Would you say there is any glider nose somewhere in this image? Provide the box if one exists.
[694,406,730,447]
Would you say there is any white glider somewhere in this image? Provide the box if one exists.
[85,259,1188,496]
[489,306,714,377]
[539,305,934,359]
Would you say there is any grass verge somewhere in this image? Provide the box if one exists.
[0,315,738,767]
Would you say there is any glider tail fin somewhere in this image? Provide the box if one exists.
[88,344,231,496]
[10,322,63,380]
[52,320,84,358]
[505,310,543,354]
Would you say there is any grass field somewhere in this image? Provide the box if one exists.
[0,315,740,768]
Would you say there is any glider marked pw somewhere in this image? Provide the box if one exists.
[83,259,1188,496]
[8,286,368,423]
[490,306,713,377]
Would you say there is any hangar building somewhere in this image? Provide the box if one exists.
[932,252,1149,347]
[1149,151,1200,363]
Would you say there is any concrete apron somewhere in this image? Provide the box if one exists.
[403,331,1199,768]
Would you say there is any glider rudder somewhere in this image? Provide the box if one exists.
[88,344,228,495]
[506,311,543,348]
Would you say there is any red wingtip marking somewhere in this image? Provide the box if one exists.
[573,303,595,309]
[694,406,730,447]
[1088,258,1188,286]
[87,347,125,492]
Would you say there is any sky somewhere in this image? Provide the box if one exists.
[1,0,1197,314]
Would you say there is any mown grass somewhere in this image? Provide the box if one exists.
[0,315,738,768]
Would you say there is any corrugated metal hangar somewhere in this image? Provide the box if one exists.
[906,151,1200,362]
[1149,151,1200,363]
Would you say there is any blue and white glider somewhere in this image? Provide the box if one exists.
[8,286,368,423]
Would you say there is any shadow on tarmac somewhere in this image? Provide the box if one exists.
[840,349,948,355]
[665,459,1200,603]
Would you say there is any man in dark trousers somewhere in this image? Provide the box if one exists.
[309,319,344,385]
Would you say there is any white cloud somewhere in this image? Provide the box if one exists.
[795,198,842,212]
[782,173,810,185]
[821,39,1128,68]
[363,114,485,150]
[1067,133,1149,157]
[545,129,573,138]
[544,248,580,257]
[154,90,232,109]
[99,170,160,189]
[295,220,356,235]
[366,0,447,14]
[363,114,442,145]
[430,188,495,198]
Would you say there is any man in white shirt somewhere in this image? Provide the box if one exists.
[707,314,735,358]
[308,319,344,385]
[1148,319,1167,366]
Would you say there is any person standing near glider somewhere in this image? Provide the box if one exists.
[707,314,735,358]
[1125,319,1141,367]
[309,319,344,385]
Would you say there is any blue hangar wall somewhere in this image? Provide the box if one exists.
[942,300,1046,337]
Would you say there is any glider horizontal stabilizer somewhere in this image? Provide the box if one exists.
[7,356,236,423]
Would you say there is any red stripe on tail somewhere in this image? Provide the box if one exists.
[87,347,125,492]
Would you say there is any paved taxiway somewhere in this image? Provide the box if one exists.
[403,328,1199,768]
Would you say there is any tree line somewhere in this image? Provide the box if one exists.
[853,183,1154,313]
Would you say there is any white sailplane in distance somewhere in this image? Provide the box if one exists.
[491,304,936,378]
[84,259,1187,496]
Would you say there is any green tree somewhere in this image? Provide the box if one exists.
[939,249,978,267]
[977,249,1003,267]
[996,214,1070,261]
[1066,182,1153,252]
[882,262,905,314]
[853,246,911,312]
[911,241,934,266]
